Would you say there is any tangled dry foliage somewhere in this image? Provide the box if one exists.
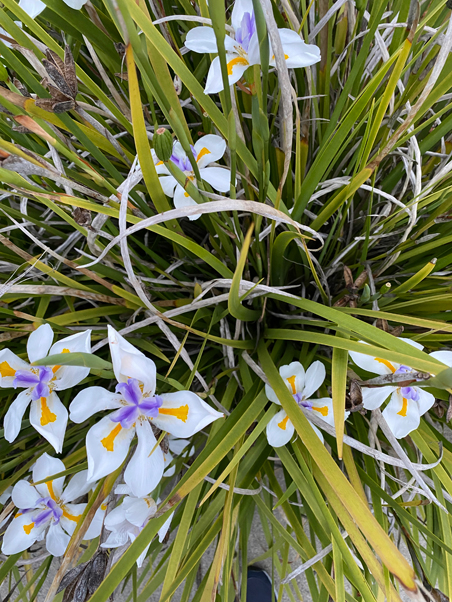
[2,0,452,599]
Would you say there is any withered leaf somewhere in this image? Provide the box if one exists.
[447,395,452,423]
[42,59,74,99]
[52,100,76,113]
[87,551,108,596]
[354,270,368,289]
[13,78,31,97]
[45,48,65,75]
[64,45,78,98]
[57,561,90,594]
[376,318,389,332]
[73,207,92,227]
[71,565,91,602]
[349,380,363,406]
[343,265,354,290]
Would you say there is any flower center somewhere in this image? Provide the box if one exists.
[235,11,256,53]
[13,366,54,401]
[34,497,63,527]
[112,378,163,428]
[169,146,196,174]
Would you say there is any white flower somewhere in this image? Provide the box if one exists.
[18,0,88,18]
[153,135,231,220]
[265,361,345,447]
[163,435,195,477]
[101,485,173,567]
[0,324,92,453]
[1,453,101,557]
[69,326,223,498]
[184,0,320,94]
[349,339,436,439]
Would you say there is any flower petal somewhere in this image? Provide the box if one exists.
[29,392,68,454]
[266,410,294,447]
[69,387,123,423]
[18,0,46,19]
[86,416,135,483]
[50,330,92,390]
[1,512,42,555]
[361,385,395,410]
[3,390,32,443]
[124,420,165,497]
[27,324,54,364]
[83,505,106,540]
[108,326,156,396]
[349,343,396,376]
[12,481,40,509]
[199,167,231,192]
[194,134,226,168]
[308,397,342,428]
[159,175,178,197]
[61,470,93,503]
[168,436,194,456]
[231,0,254,32]
[383,390,420,439]
[185,26,218,53]
[429,350,452,369]
[416,388,435,416]
[173,184,200,221]
[153,391,223,437]
[276,29,321,68]
[309,421,324,443]
[46,522,70,557]
[280,361,305,396]
[63,0,88,9]
[158,511,174,542]
[302,361,326,399]
[32,453,66,500]
[0,349,29,388]
[60,503,86,535]
[264,384,281,405]
[125,497,157,527]
[205,54,250,94]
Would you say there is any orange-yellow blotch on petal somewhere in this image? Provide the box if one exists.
[271,54,289,60]
[287,375,297,395]
[196,147,211,163]
[40,397,57,426]
[278,415,290,430]
[0,361,15,377]
[52,348,70,374]
[23,522,34,534]
[227,56,249,75]
[312,406,329,417]
[47,480,57,501]
[62,507,81,522]
[101,423,122,452]
[397,397,408,417]
[375,358,396,373]
[159,405,189,423]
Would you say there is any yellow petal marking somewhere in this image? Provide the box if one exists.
[62,506,81,522]
[271,53,289,60]
[47,480,57,501]
[0,361,15,377]
[159,405,189,423]
[23,522,34,534]
[375,358,396,373]
[196,147,211,163]
[397,397,408,417]
[312,406,329,417]
[227,56,249,75]
[101,503,107,511]
[278,415,290,430]
[101,423,122,452]
[156,160,163,166]
[40,397,57,426]
[287,375,297,395]
[52,348,70,374]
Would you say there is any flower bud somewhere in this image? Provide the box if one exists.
[154,128,173,162]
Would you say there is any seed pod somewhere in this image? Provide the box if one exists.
[153,128,173,162]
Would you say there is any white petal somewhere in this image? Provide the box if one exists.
[399,338,424,352]
[153,391,223,438]
[108,326,156,396]
[309,421,324,443]
[416,388,435,416]
[124,420,165,498]
[125,497,157,527]
[246,33,260,65]
[0,486,12,505]
[0,349,30,388]
[277,29,321,68]
[308,397,339,428]
[194,134,226,168]
[136,542,151,568]
[104,503,128,529]
[266,410,294,447]
[199,167,231,192]
[29,392,68,454]
[50,330,92,390]
[27,324,54,364]
[69,387,122,423]
[264,384,281,405]
[383,390,420,439]
[61,470,93,503]
[101,528,130,548]
[204,54,249,94]
[12,481,40,509]
[158,511,174,542]
[168,436,194,456]
[163,450,175,477]
[280,362,305,396]
[429,350,452,369]
[1,512,42,555]
[83,505,105,540]
[231,0,254,32]
[302,361,326,399]
[18,0,46,18]
[349,343,396,376]
[3,390,32,443]
[86,416,135,483]
[32,453,66,500]
[361,386,395,410]
[46,522,70,557]
[59,503,86,536]
[185,26,218,53]
[62,0,88,8]
[114,484,133,496]
[159,175,178,197]
[173,184,200,221]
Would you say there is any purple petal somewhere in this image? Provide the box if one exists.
[111,405,139,429]
[116,379,142,406]
[13,370,40,389]
[32,381,50,402]
[139,395,163,418]
[34,508,53,527]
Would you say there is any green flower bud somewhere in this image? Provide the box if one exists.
[153,128,173,162]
